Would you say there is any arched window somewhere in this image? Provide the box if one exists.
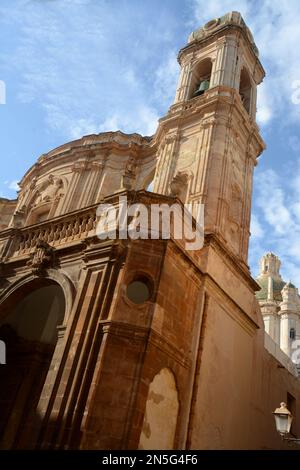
[290,328,296,340]
[189,58,212,99]
[239,67,252,114]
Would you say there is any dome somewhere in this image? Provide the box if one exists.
[255,277,286,302]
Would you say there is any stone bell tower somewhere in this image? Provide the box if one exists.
[153,11,265,265]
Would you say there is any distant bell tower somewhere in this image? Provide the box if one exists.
[153,11,265,265]
[256,253,284,345]
[256,253,300,362]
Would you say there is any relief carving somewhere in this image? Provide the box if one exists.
[27,240,53,275]
[12,206,27,228]
[33,175,64,207]
[169,171,190,202]
[122,156,137,190]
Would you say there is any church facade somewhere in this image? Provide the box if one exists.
[256,252,300,376]
[0,11,300,450]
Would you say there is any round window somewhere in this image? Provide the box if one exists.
[126,276,152,305]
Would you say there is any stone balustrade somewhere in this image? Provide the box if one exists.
[0,204,98,261]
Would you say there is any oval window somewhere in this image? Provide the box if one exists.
[126,276,152,304]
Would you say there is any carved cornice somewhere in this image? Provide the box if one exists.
[20,131,156,188]
[157,88,265,160]
[27,240,54,275]
[178,23,264,77]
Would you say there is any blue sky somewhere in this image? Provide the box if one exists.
[1,0,300,284]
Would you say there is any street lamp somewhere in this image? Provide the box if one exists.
[273,402,300,444]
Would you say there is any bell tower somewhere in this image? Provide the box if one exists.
[153,11,265,265]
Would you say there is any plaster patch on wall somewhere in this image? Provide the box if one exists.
[138,367,179,450]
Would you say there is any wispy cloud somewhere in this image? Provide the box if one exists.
[154,52,179,107]
[250,214,265,240]
[250,163,300,284]
[1,0,300,288]
[1,180,20,198]
[0,0,179,139]
[7,180,20,191]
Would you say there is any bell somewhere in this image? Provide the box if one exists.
[193,79,210,97]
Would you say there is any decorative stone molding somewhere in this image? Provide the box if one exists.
[31,175,64,208]
[29,177,37,190]
[169,172,190,200]
[57,324,67,340]
[12,207,26,228]
[0,268,75,324]
[27,240,54,275]
[122,156,137,190]
[71,161,90,173]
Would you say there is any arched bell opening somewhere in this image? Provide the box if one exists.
[189,58,212,99]
[239,67,252,114]
[0,278,65,449]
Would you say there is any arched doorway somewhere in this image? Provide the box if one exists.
[0,279,65,449]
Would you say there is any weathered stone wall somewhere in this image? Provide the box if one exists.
[0,198,17,230]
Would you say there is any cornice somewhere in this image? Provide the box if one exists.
[155,87,265,159]
[19,131,157,187]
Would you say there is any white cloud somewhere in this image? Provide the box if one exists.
[289,136,300,152]
[0,0,175,140]
[255,169,293,235]
[256,84,273,126]
[0,180,20,198]
[99,106,159,137]
[193,0,250,24]
[154,52,179,106]
[8,180,20,191]
[250,214,264,239]
[250,163,300,286]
